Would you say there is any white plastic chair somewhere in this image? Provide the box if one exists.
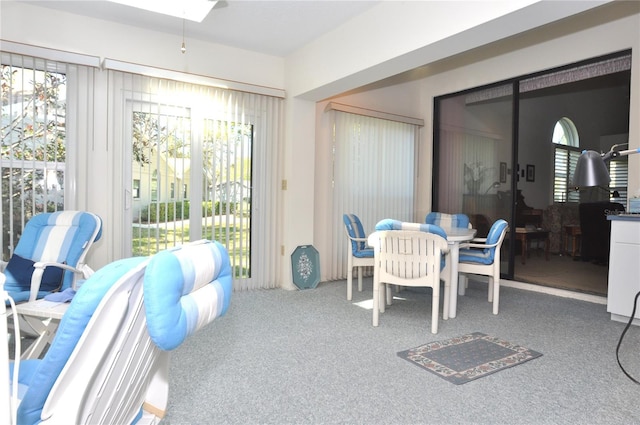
[368,229,449,334]
[342,214,375,300]
[458,219,509,315]
[425,212,472,229]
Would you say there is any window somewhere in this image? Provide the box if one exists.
[133,179,140,198]
[609,149,628,203]
[150,169,158,201]
[552,117,580,203]
[1,55,67,259]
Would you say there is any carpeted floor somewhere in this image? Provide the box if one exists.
[161,279,640,424]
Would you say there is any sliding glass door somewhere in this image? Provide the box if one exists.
[434,83,515,277]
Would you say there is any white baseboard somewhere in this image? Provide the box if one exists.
[502,279,607,305]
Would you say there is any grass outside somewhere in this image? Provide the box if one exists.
[132,223,249,277]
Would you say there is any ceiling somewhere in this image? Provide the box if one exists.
[22,0,381,57]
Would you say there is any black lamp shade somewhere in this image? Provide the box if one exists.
[572,150,611,187]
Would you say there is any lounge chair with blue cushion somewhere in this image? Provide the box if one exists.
[2,210,102,304]
[8,239,232,424]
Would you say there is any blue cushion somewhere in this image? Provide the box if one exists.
[374,219,447,239]
[343,214,368,253]
[353,248,374,258]
[4,254,65,293]
[425,212,470,229]
[12,211,101,293]
[459,219,508,265]
[144,241,232,351]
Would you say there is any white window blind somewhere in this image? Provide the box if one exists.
[554,146,581,202]
[321,110,418,281]
[107,69,284,290]
[609,158,628,202]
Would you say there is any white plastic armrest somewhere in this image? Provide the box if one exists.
[348,236,368,243]
[29,262,86,302]
[460,240,500,250]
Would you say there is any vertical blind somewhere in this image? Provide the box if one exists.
[438,127,500,212]
[0,51,96,260]
[105,69,284,291]
[321,110,419,281]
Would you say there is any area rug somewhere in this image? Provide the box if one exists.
[397,332,542,385]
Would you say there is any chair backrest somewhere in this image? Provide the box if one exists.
[15,240,232,425]
[14,256,149,425]
[343,214,368,253]
[425,212,470,229]
[461,219,508,264]
[4,211,102,300]
[370,230,448,286]
[375,218,447,239]
[373,219,447,270]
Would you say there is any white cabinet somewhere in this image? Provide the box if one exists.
[607,217,640,324]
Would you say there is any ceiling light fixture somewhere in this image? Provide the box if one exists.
[181,19,187,54]
[108,0,217,22]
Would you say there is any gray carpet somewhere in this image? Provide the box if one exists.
[162,278,640,424]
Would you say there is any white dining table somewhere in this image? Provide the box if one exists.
[441,227,476,319]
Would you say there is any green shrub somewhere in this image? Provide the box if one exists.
[140,201,190,223]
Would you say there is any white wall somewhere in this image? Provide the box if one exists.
[0,2,285,89]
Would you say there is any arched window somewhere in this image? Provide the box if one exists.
[553,117,581,202]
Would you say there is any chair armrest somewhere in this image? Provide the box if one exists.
[347,235,368,243]
[29,262,88,302]
[347,235,373,249]
[460,240,500,250]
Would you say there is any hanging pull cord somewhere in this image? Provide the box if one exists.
[616,290,640,385]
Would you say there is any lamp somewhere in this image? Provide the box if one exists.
[573,144,640,187]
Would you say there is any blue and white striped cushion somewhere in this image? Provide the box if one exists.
[459,219,508,265]
[425,212,470,229]
[10,211,102,294]
[343,213,368,252]
[143,240,233,351]
[374,219,447,239]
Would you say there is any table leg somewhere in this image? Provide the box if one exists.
[448,242,460,319]
[545,234,550,261]
[520,234,527,265]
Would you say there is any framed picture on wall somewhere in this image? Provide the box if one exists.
[500,162,507,183]
[526,164,535,182]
